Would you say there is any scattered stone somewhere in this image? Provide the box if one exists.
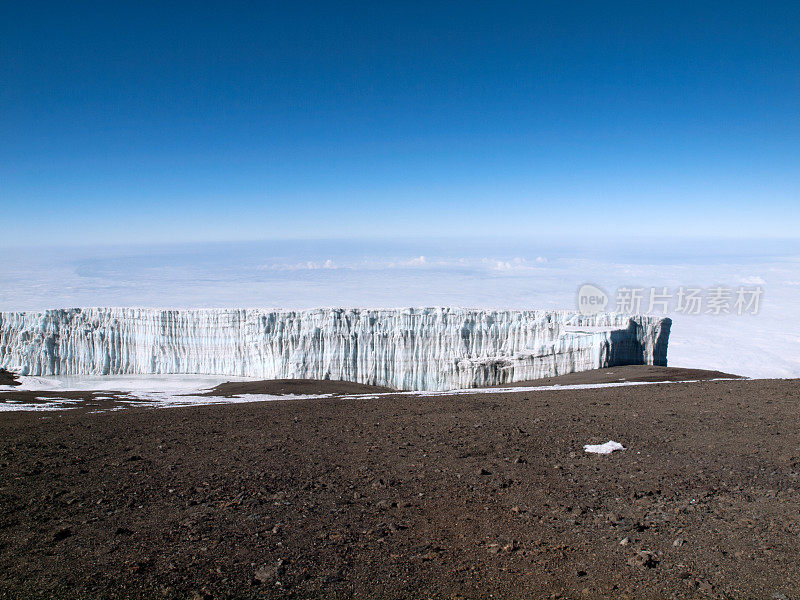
[627,550,659,569]
[253,565,277,584]
[487,539,517,554]
[619,537,630,546]
[478,468,492,476]
[321,571,343,585]
[129,558,152,574]
[673,537,686,548]
[697,580,713,593]
[253,560,286,585]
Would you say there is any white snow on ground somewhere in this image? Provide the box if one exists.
[0,374,251,393]
[584,441,625,454]
[0,374,741,411]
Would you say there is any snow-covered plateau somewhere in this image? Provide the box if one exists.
[0,308,670,391]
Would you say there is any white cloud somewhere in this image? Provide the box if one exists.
[739,276,766,285]
[256,259,337,271]
[398,255,427,266]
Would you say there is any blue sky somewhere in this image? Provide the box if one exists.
[1,1,799,245]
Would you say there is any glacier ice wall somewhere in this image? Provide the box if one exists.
[0,308,671,391]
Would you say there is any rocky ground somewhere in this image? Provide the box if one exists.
[0,369,20,386]
[1,367,798,599]
[202,378,395,397]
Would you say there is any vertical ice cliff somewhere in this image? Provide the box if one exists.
[0,308,670,391]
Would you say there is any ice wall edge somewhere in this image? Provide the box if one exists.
[0,308,671,391]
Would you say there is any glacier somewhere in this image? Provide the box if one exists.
[0,308,671,391]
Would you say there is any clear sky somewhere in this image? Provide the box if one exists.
[1,1,798,246]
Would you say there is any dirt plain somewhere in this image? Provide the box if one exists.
[1,367,798,599]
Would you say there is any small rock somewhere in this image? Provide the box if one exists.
[697,580,713,593]
[253,564,280,584]
[619,537,630,546]
[52,526,72,542]
[673,537,686,548]
[627,550,659,569]
[321,571,343,585]
[478,468,492,476]
[502,541,517,553]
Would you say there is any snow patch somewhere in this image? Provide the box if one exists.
[584,440,625,454]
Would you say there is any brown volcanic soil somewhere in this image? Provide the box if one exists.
[0,369,19,386]
[502,365,743,388]
[0,367,739,411]
[203,367,741,397]
[203,378,395,397]
[2,376,800,599]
